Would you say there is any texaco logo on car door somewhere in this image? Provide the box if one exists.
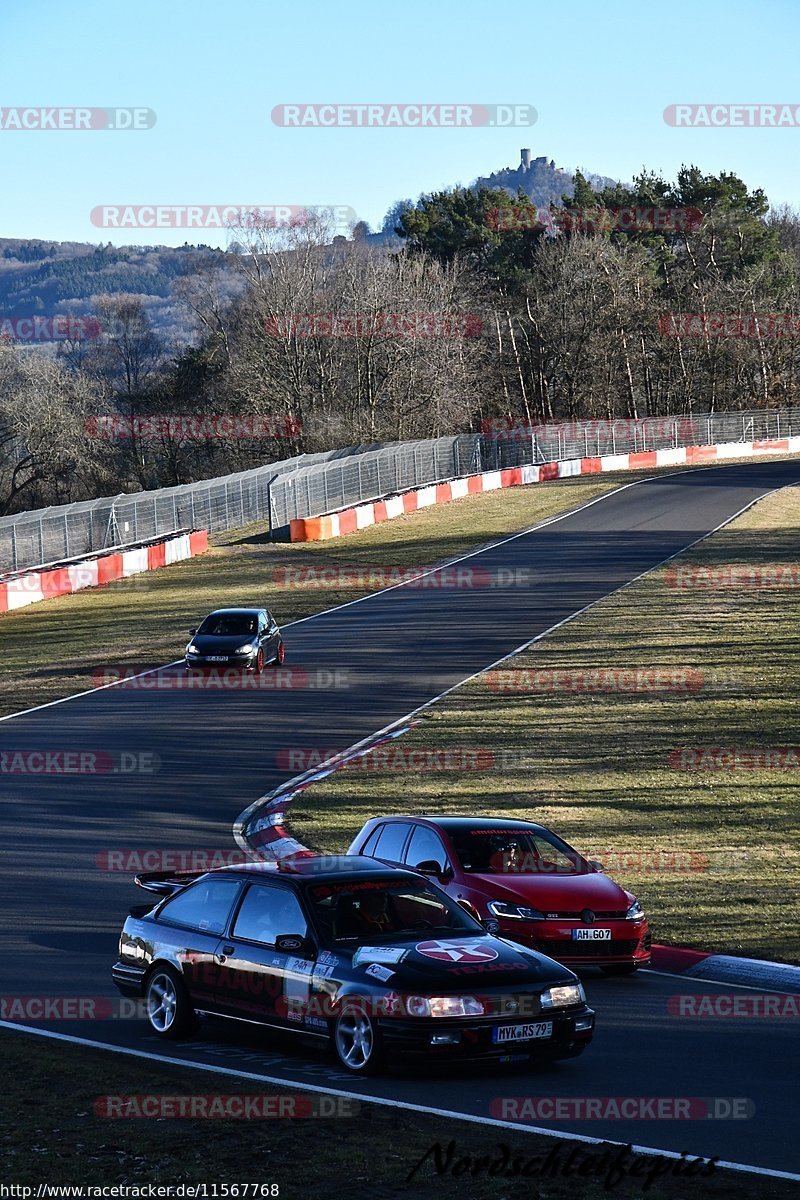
[415,939,499,963]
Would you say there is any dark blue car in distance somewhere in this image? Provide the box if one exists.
[185,607,285,673]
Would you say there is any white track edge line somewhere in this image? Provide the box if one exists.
[0,661,185,724]
[1,1021,797,1183]
[641,969,800,994]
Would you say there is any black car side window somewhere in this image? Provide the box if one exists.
[158,878,243,936]
[233,885,308,947]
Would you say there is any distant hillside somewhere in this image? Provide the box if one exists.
[0,151,626,344]
[0,239,237,345]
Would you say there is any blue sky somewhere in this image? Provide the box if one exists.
[1,0,798,247]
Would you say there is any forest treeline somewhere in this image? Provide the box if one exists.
[2,165,800,516]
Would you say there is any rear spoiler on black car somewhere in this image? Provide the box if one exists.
[134,869,206,896]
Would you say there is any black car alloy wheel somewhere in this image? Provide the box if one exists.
[145,965,197,1039]
[332,1005,384,1075]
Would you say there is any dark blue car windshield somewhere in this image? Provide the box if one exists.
[198,615,257,636]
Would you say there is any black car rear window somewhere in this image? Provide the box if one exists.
[198,614,257,636]
[157,877,243,935]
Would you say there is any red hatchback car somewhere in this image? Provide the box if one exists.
[348,816,651,974]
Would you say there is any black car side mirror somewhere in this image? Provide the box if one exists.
[188,628,197,635]
[481,917,501,935]
[275,933,315,959]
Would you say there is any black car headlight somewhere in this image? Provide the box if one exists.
[540,983,585,1009]
[405,995,487,1018]
[488,900,545,921]
[235,642,257,655]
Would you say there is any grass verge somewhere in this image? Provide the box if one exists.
[290,486,800,963]
[0,1029,795,1198]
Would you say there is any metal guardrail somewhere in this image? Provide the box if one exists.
[0,444,377,572]
[2,408,799,570]
[267,435,482,533]
[266,408,800,532]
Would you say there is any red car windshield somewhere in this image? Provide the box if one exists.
[449,828,586,876]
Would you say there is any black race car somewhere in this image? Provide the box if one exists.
[112,855,595,1075]
[185,607,285,672]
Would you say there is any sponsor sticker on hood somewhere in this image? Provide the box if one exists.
[415,939,499,964]
[364,963,395,983]
[352,946,407,966]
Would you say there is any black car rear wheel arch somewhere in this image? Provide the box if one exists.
[144,963,197,1039]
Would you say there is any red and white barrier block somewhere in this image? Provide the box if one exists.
[288,436,800,542]
[0,531,208,615]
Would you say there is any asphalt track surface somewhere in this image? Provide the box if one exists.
[1,460,799,1175]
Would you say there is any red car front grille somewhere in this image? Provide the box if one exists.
[536,939,640,958]
[543,911,628,920]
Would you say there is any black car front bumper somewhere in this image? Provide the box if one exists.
[377,1005,595,1063]
[185,652,257,669]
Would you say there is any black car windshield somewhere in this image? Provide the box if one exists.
[449,828,586,876]
[307,878,481,943]
[197,614,257,637]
